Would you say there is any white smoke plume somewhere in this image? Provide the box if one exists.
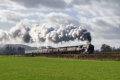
[0,29,9,41]
[0,23,91,44]
[30,24,91,43]
[0,22,30,44]
[9,23,30,43]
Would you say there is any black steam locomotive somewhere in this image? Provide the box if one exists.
[25,44,94,56]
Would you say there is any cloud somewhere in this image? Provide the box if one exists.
[10,0,68,9]
[42,12,80,27]
[0,10,20,23]
[0,0,11,5]
[71,0,92,5]
[71,0,120,40]
[0,0,120,49]
[92,17,120,39]
[0,9,41,24]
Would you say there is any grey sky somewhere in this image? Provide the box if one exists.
[0,0,120,49]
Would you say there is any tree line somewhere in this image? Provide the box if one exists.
[95,44,120,53]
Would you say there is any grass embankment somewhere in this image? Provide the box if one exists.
[0,56,120,80]
[26,53,120,61]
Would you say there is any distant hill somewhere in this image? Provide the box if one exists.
[0,44,37,51]
[0,44,54,51]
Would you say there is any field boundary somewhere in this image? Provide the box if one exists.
[25,53,120,61]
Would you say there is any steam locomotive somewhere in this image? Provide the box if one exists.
[25,44,94,56]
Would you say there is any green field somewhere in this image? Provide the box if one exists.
[0,56,120,80]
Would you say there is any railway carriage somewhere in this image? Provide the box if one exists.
[25,44,94,56]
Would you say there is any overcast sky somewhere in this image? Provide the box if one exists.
[0,0,120,49]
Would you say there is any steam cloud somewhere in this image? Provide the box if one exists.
[0,22,91,44]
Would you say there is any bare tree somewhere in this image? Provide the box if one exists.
[101,44,112,52]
